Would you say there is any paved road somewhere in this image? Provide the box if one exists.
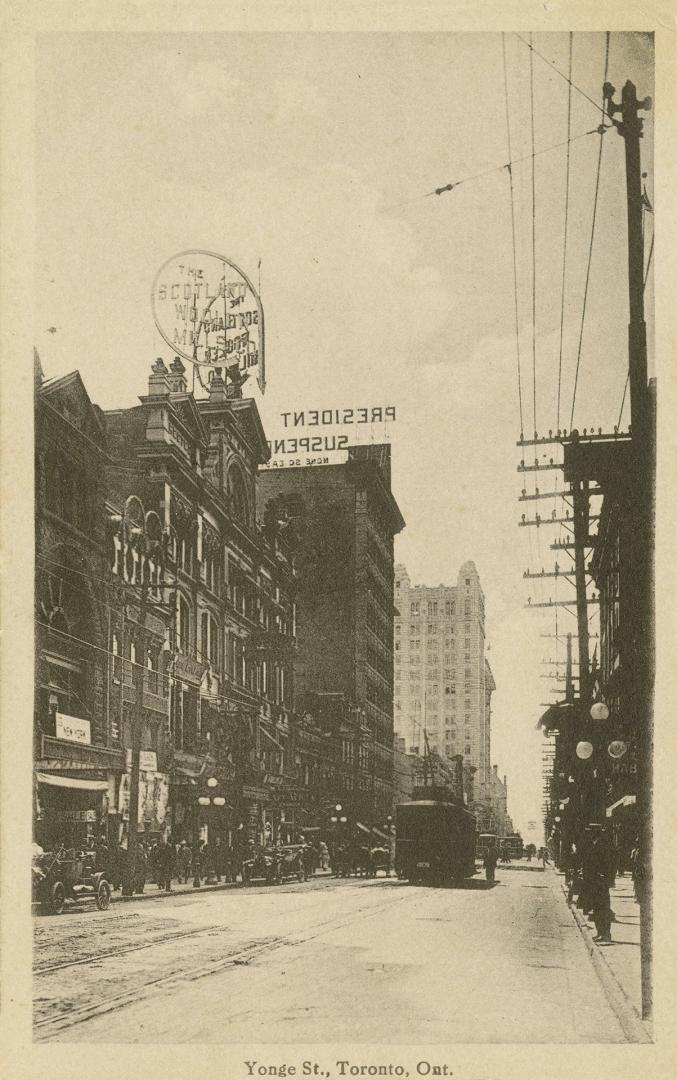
[34,870,626,1043]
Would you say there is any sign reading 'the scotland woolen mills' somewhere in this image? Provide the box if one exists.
[151,250,265,392]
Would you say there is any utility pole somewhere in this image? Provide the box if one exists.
[571,473,591,704]
[119,499,164,897]
[605,78,653,1021]
[122,580,149,896]
[565,633,574,704]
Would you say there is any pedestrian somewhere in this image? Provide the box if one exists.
[483,842,498,883]
[583,825,615,943]
[156,836,175,892]
[319,840,329,871]
[192,838,202,888]
[177,840,191,884]
[133,841,147,894]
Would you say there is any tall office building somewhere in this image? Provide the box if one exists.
[257,444,405,822]
[394,561,494,785]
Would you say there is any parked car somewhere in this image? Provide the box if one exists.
[240,843,307,886]
[32,846,112,914]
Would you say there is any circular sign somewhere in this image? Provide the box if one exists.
[576,740,594,760]
[151,250,265,390]
[608,740,628,759]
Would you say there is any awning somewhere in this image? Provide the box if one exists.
[606,794,637,817]
[36,772,108,792]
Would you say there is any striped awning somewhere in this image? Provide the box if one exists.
[36,772,108,792]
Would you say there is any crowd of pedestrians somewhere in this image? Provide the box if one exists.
[561,824,639,944]
[87,833,329,895]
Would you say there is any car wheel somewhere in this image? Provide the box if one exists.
[49,882,66,914]
[96,879,111,910]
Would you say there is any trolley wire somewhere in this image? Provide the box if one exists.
[501,32,525,437]
[557,33,574,433]
[569,32,611,431]
[513,32,608,119]
[529,32,538,438]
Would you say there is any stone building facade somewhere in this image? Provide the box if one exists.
[257,444,405,825]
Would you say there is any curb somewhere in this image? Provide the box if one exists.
[112,880,240,903]
[560,881,652,1043]
[111,869,336,904]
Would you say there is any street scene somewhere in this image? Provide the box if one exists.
[34,866,633,1044]
[30,29,654,1047]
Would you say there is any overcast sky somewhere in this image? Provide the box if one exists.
[35,31,654,837]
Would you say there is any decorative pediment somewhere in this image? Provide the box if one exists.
[168,394,210,449]
[39,371,105,447]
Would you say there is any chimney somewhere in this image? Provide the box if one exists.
[167,355,188,393]
[208,366,228,403]
[148,358,170,397]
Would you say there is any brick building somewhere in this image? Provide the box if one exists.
[34,356,126,847]
[257,444,405,825]
[103,359,299,848]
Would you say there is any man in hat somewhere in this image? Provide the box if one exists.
[582,824,615,943]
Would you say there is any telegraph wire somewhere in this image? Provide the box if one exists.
[557,33,574,433]
[502,31,524,437]
[423,127,600,202]
[569,32,611,431]
[513,32,608,119]
[529,32,538,439]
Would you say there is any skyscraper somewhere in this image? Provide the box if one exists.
[394,561,494,785]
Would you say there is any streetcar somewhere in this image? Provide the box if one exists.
[394,790,476,885]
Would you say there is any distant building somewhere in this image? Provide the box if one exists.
[394,561,493,783]
[257,445,405,824]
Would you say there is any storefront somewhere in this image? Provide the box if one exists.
[34,731,125,850]
[35,772,110,849]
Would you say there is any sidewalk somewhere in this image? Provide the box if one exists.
[559,870,650,1041]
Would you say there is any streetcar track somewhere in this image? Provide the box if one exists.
[34,922,226,976]
[33,878,401,977]
[34,891,410,1040]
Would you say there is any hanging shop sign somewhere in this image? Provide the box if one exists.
[51,809,98,823]
[56,713,91,745]
[152,250,265,392]
[125,749,158,773]
[259,405,397,470]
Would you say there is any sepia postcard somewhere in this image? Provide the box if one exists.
[1,3,676,1080]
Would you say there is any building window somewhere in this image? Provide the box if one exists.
[178,595,191,654]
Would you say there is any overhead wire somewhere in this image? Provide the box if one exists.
[501,31,524,438]
[513,32,608,119]
[557,33,574,433]
[569,32,611,431]
[529,32,538,439]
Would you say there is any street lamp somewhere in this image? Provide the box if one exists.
[590,701,610,721]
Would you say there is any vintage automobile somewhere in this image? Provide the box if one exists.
[240,843,307,886]
[32,846,112,914]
